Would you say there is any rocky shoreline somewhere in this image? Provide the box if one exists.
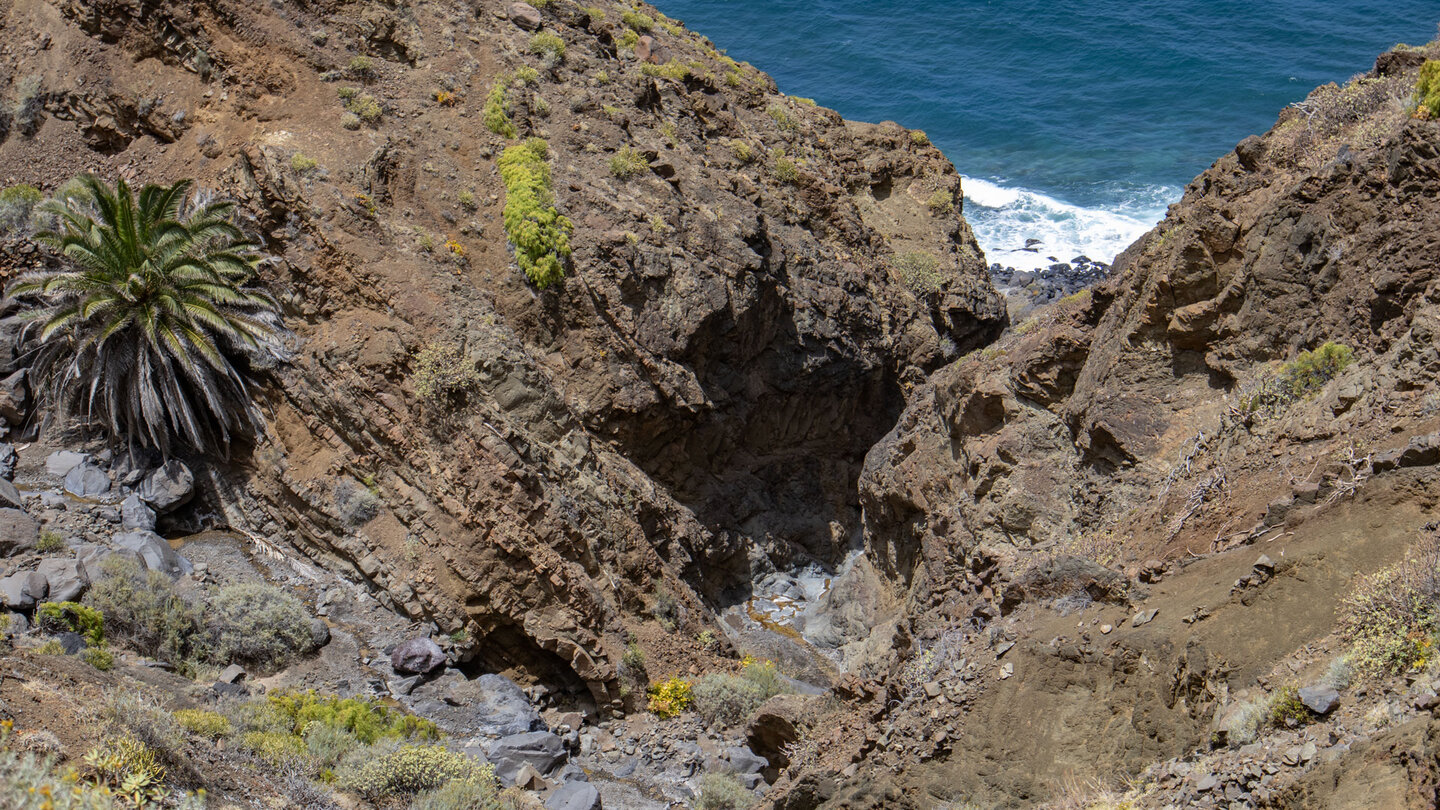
[987,251,1113,318]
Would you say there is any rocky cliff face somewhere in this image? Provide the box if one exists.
[0,0,1004,709]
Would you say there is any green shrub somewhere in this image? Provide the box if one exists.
[412,342,479,402]
[622,643,646,670]
[773,156,799,183]
[0,184,42,234]
[268,690,439,745]
[485,79,517,138]
[85,557,203,670]
[640,61,690,81]
[35,530,64,553]
[1340,533,1440,676]
[173,708,233,738]
[349,55,375,79]
[608,146,650,179]
[1240,341,1355,417]
[498,138,573,288]
[1268,685,1311,727]
[341,112,362,130]
[621,10,654,31]
[240,730,306,764]
[80,646,114,671]
[346,94,383,123]
[893,251,945,294]
[651,588,680,631]
[83,735,166,799]
[646,677,692,718]
[766,104,799,133]
[335,477,381,526]
[208,583,316,671]
[619,29,639,50]
[528,32,565,64]
[911,130,930,145]
[729,140,755,164]
[33,639,65,655]
[11,75,43,138]
[1417,60,1440,119]
[291,153,318,172]
[695,772,752,810]
[410,775,503,810]
[458,190,477,210]
[692,657,788,727]
[341,745,489,798]
[338,86,360,101]
[927,189,954,215]
[513,66,541,86]
[38,601,105,647]
[304,722,362,770]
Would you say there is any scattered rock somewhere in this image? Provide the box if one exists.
[218,664,247,684]
[63,464,109,498]
[1100,624,1113,634]
[508,2,541,30]
[726,745,767,775]
[113,530,192,576]
[310,618,331,648]
[0,508,38,556]
[1297,685,1339,715]
[136,460,194,514]
[0,370,28,425]
[1253,555,1275,576]
[488,731,566,786]
[998,662,1014,679]
[545,781,602,810]
[390,637,447,675]
[1197,774,1219,791]
[0,572,48,609]
[1131,608,1158,627]
[36,558,87,602]
[45,451,90,479]
[0,445,16,481]
[120,494,156,531]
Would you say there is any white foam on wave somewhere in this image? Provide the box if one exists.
[961,176,1177,272]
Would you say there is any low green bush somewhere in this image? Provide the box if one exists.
[35,530,64,553]
[409,775,503,810]
[695,772,752,810]
[528,32,565,63]
[412,342,479,403]
[1240,341,1355,418]
[268,691,439,745]
[1417,60,1440,119]
[38,601,105,647]
[84,557,203,671]
[208,583,316,672]
[240,730,307,764]
[173,709,233,739]
[498,138,573,288]
[0,184,42,234]
[893,251,945,294]
[80,647,114,671]
[485,79,517,138]
[340,745,488,798]
[1341,533,1440,676]
[692,657,788,727]
[608,146,650,179]
[621,10,653,31]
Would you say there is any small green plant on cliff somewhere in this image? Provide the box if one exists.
[345,93,383,124]
[650,587,680,631]
[172,709,233,739]
[335,477,381,526]
[646,677,693,718]
[640,60,691,81]
[291,152,318,173]
[692,656,788,727]
[348,55,375,80]
[1415,59,1440,119]
[11,74,43,138]
[339,745,491,799]
[267,690,439,744]
[609,146,650,179]
[1267,685,1312,727]
[35,529,64,553]
[773,156,800,183]
[766,104,799,133]
[1239,341,1354,418]
[621,10,654,32]
[6,175,286,457]
[893,251,945,294]
[410,777,503,810]
[529,31,566,67]
[728,139,755,164]
[926,189,954,215]
[411,341,478,403]
[498,138,574,288]
[911,130,930,145]
[484,79,517,138]
[1340,533,1440,676]
[0,184,42,235]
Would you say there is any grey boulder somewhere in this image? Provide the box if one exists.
[113,530,193,576]
[45,451,90,478]
[726,745,768,774]
[0,443,16,480]
[64,464,110,497]
[37,558,87,602]
[136,460,194,513]
[0,478,24,510]
[509,2,542,30]
[488,731,566,786]
[120,494,156,531]
[0,508,38,557]
[390,637,446,675]
[0,571,48,609]
[1298,685,1340,715]
[0,369,28,425]
[545,781,602,810]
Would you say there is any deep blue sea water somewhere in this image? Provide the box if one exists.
[656,0,1439,268]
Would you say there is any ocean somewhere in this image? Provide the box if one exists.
[655,0,1439,269]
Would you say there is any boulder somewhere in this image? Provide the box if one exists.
[37,558,87,602]
[4,611,29,635]
[410,671,543,736]
[727,745,767,774]
[1298,685,1340,715]
[0,478,24,510]
[0,571,48,609]
[45,451,90,478]
[136,461,194,513]
[63,464,110,497]
[508,2,541,30]
[0,369,28,424]
[390,637,446,675]
[74,543,144,578]
[55,631,86,655]
[112,530,193,576]
[120,495,156,531]
[0,443,16,480]
[218,664,247,684]
[0,509,38,556]
[488,731,566,786]
[310,618,331,648]
[545,781,602,810]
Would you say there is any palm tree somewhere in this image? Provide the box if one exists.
[4,174,287,457]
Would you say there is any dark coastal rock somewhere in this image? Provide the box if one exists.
[488,730,566,785]
[136,460,194,513]
[0,508,38,557]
